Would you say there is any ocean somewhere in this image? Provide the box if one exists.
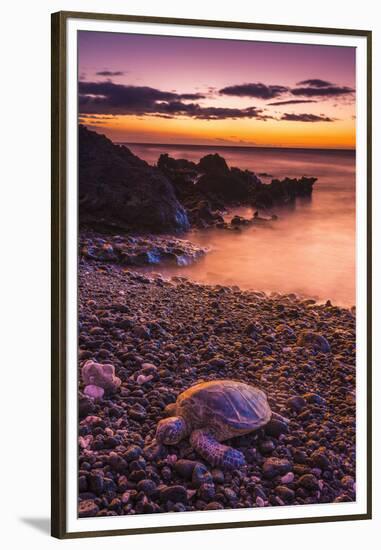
[124,143,356,307]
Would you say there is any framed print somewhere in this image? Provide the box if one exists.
[51,11,372,539]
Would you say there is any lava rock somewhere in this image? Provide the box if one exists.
[192,463,213,488]
[298,474,320,491]
[78,499,99,517]
[174,459,198,480]
[265,416,289,437]
[263,458,292,479]
[205,501,224,510]
[286,395,307,412]
[124,445,142,462]
[275,485,295,502]
[297,331,331,353]
[136,479,157,496]
[311,449,331,470]
[259,439,276,454]
[79,125,189,233]
[160,485,188,504]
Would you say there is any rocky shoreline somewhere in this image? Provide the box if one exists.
[79,125,317,235]
[80,230,208,268]
[78,255,356,518]
[77,125,355,519]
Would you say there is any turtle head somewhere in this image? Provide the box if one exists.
[156,416,188,445]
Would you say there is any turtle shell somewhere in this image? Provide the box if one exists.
[176,379,272,433]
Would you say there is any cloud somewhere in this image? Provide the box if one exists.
[219,79,354,102]
[280,113,335,122]
[79,81,205,103]
[178,93,207,100]
[219,82,289,99]
[151,101,270,120]
[79,81,205,109]
[78,80,269,120]
[296,79,333,88]
[268,99,318,106]
[78,114,115,120]
[96,70,126,76]
[78,79,345,123]
[291,79,354,97]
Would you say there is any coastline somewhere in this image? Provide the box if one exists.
[78,252,356,517]
[77,126,356,518]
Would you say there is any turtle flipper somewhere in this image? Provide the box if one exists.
[190,429,246,470]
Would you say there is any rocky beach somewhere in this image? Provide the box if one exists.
[77,126,356,518]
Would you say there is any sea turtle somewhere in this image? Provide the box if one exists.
[155,380,272,469]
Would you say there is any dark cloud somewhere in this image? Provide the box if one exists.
[291,85,354,97]
[218,79,354,102]
[78,80,269,120]
[78,80,344,122]
[96,70,126,76]
[268,99,318,106]
[148,101,269,120]
[178,93,207,100]
[281,113,335,122]
[219,82,289,99]
[79,81,205,110]
[78,114,115,120]
[296,79,333,88]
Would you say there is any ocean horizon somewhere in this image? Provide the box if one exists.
[117,140,356,154]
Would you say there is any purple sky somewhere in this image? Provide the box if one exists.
[78,31,355,148]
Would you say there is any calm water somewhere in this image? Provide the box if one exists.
[126,143,356,307]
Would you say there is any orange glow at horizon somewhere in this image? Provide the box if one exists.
[79,114,355,150]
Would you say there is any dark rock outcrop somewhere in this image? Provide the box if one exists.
[198,153,229,175]
[79,126,189,233]
[254,177,317,209]
[157,151,317,224]
[196,170,258,203]
[158,153,198,173]
[188,200,225,229]
[196,154,262,203]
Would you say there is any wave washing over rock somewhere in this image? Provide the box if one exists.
[158,151,317,229]
[80,231,208,267]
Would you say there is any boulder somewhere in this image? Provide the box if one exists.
[263,457,292,479]
[297,331,331,353]
[196,171,255,203]
[79,125,189,233]
[198,153,229,175]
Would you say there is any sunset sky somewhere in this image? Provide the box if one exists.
[78,31,356,149]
